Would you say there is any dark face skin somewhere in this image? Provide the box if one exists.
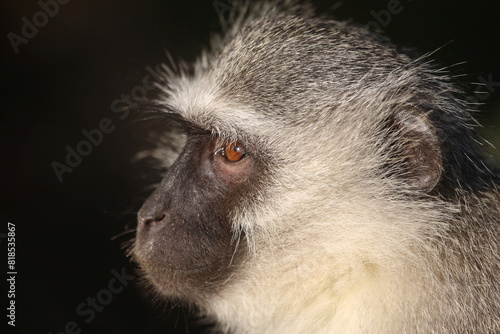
[134,132,256,299]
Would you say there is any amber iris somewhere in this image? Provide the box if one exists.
[224,142,246,162]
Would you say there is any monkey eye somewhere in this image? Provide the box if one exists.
[223,142,246,162]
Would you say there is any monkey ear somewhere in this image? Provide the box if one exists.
[390,107,442,193]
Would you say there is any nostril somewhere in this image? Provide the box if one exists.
[143,214,166,229]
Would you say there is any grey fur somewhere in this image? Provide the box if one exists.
[133,1,500,333]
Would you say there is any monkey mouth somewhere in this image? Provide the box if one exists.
[134,231,235,274]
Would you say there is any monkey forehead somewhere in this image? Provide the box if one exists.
[163,74,279,142]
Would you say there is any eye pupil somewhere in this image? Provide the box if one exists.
[224,142,246,162]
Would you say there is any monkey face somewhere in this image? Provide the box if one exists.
[134,134,257,299]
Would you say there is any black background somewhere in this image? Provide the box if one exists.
[1,0,499,333]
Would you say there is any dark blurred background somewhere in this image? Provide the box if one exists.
[1,0,499,333]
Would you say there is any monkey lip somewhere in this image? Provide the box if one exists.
[161,263,212,274]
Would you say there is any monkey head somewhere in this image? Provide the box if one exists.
[132,2,500,333]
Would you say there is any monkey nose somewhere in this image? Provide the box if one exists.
[137,204,168,231]
[142,213,166,229]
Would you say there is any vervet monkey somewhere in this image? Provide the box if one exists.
[132,1,500,333]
